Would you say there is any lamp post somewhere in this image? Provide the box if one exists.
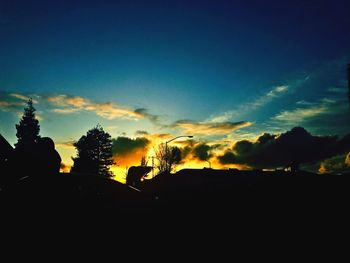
[165,135,193,172]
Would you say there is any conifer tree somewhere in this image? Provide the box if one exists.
[71,125,114,177]
[15,98,40,148]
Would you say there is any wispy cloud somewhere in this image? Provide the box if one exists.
[0,100,25,112]
[272,98,345,124]
[134,108,161,125]
[48,95,144,120]
[52,108,80,114]
[173,120,252,136]
[56,140,75,149]
[208,85,289,122]
[0,92,30,112]
[135,130,149,136]
[9,93,38,103]
[327,87,348,94]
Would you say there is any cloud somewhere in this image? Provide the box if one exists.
[139,132,175,144]
[208,85,289,122]
[346,153,350,166]
[111,136,151,167]
[9,93,39,104]
[273,105,328,123]
[218,151,236,164]
[272,98,337,124]
[327,87,348,94]
[318,153,350,174]
[217,127,350,169]
[47,95,89,108]
[86,102,143,120]
[271,97,350,135]
[193,143,213,161]
[135,130,149,136]
[173,120,252,136]
[167,140,225,166]
[0,92,42,114]
[0,100,25,112]
[52,108,80,114]
[134,108,161,124]
[0,92,30,112]
[48,95,144,120]
[56,140,75,149]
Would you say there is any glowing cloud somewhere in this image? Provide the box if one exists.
[111,137,151,167]
[173,120,252,136]
[48,95,144,120]
[217,127,350,170]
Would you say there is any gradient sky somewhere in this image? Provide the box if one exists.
[1,0,350,181]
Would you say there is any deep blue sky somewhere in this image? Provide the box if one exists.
[1,0,350,173]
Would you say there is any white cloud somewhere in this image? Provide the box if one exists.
[208,85,289,123]
[48,95,144,120]
[9,93,38,103]
[174,120,253,136]
[272,98,344,124]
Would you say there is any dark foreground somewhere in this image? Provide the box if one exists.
[1,170,347,258]
[1,169,349,252]
[1,169,349,220]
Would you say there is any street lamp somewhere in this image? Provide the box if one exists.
[165,135,193,172]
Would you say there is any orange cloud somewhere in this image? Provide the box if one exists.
[345,153,350,166]
[60,162,71,173]
[174,120,252,135]
[85,102,142,120]
[111,136,151,168]
[113,148,149,168]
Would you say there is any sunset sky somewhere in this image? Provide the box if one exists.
[1,0,350,182]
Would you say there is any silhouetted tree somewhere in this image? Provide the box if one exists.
[15,98,40,148]
[155,143,182,174]
[71,125,114,177]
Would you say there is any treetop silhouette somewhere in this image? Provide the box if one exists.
[71,125,115,177]
[15,98,40,148]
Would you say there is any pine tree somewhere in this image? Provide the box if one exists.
[71,125,115,177]
[15,98,40,148]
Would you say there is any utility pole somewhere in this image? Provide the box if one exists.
[149,156,155,178]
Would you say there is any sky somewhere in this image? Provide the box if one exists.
[1,0,350,182]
